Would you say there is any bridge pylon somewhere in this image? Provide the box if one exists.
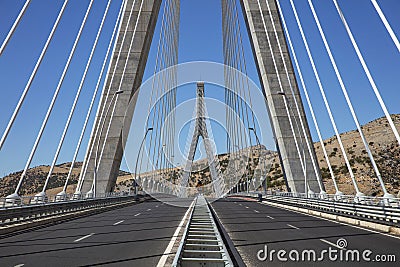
[178,82,225,198]
[77,0,324,196]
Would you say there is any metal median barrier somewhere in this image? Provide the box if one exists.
[235,192,400,227]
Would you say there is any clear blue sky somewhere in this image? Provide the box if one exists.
[0,0,399,176]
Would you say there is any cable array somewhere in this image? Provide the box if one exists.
[0,1,126,199]
[276,0,398,197]
[276,0,340,195]
[0,0,397,200]
[222,0,258,193]
[138,0,180,194]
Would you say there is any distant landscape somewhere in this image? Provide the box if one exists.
[1,115,400,198]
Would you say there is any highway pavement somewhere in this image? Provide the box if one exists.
[211,197,400,266]
[0,197,193,267]
[2,195,399,266]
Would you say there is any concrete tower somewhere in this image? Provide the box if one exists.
[78,0,323,195]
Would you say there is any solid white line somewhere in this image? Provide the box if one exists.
[134,213,141,216]
[254,210,260,213]
[320,239,346,250]
[156,200,195,267]
[14,264,24,267]
[74,233,95,242]
[113,220,124,225]
[260,201,400,240]
[267,215,274,219]
[287,224,300,230]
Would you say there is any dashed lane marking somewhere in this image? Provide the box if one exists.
[287,224,300,230]
[74,233,95,242]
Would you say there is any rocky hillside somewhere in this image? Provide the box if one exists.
[0,162,82,197]
[315,114,400,196]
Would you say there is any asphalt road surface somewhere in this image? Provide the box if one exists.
[211,197,400,267]
[0,197,193,267]
[2,196,399,267]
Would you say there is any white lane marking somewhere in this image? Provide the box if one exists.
[320,239,346,250]
[267,215,275,219]
[113,220,124,225]
[14,264,24,267]
[156,205,159,208]
[147,208,152,211]
[157,200,195,267]
[287,224,300,230]
[254,210,260,213]
[74,233,95,242]
[239,203,242,206]
[245,206,249,209]
[260,201,400,240]
[134,213,141,216]
[234,202,237,204]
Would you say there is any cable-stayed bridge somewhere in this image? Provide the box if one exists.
[0,0,399,266]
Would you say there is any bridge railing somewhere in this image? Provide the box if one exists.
[233,191,400,227]
[0,191,148,227]
[0,190,144,209]
[235,190,400,206]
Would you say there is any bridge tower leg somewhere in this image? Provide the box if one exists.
[240,0,323,193]
[78,0,162,195]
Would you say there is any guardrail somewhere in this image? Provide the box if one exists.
[0,192,147,227]
[234,191,400,227]
[0,191,142,209]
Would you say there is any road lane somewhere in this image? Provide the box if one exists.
[0,197,193,266]
[211,197,400,266]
